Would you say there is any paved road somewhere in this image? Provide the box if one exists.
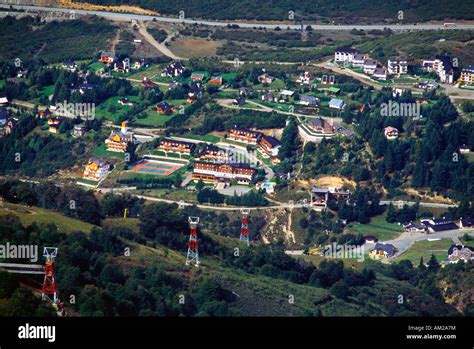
[379,200,456,209]
[3,5,474,31]
[314,60,474,102]
[97,187,302,211]
[217,98,343,124]
[382,229,474,257]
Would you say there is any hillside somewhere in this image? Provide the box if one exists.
[0,201,468,317]
[74,0,474,22]
[0,15,116,63]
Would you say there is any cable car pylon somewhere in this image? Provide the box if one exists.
[186,216,200,267]
[240,208,250,246]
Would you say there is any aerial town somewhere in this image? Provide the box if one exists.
[0,0,472,343]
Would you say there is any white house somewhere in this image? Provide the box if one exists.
[387,58,408,76]
[334,47,359,63]
[433,55,454,84]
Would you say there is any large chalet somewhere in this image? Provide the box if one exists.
[193,162,256,185]
[196,148,232,163]
[157,138,195,154]
[83,158,111,182]
[227,127,262,145]
[258,135,281,157]
[105,122,136,152]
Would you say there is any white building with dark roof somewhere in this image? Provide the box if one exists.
[334,47,359,63]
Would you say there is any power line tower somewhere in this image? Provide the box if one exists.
[186,217,200,267]
[41,247,59,304]
[240,208,250,246]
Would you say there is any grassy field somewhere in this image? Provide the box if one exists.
[259,100,292,112]
[134,99,188,126]
[179,133,220,143]
[464,152,474,164]
[345,213,404,241]
[88,61,106,73]
[298,254,365,270]
[168,38,222,58]
[0,203,95,234]
[102,217,140,234]
[93,143,126,160]
[76,178,99,186]
[39,85,55,98]
[252,78,286,90]
[126,64,167,81]
[395,238,453,264]
[140,188,197,202]
[95,95,142,121]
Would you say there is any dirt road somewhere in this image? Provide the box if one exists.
[138,21,186,60]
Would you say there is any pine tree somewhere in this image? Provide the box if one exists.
[386,203,397,223]
[427,254,440,273]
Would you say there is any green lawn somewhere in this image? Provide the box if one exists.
[88,61,106,73]
[395,238,453,264]
[215,91,239,98]
[76,178,99,186]
[179,133,220,143]
[141,188,197,202]
[260,100,292,112]
[133,99,188,127]
[219,72,240,83]
[95,95,142,121]
[149,149,191,160]
[93,143,126,160]
[252,78,286,90]
[126,64,167,81]
[102,217,140,234]
[133,105,175,126]
[345,214,404,241]
[39,85,55,97]
[0,203,95,234]
[464,152,474,164]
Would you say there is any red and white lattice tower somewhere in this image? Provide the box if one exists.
[41,247,59,304]
[240,208,250,246]
[186,217,200,267]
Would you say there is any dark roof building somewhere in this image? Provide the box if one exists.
[421,218,459,232]
[459,217,474,228]
[370,243,396,259]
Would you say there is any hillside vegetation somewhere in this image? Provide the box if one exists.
[0,193,470,317]
[75,0,474,22]
[0,16,116,63]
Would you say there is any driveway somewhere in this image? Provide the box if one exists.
[382,229,474,257]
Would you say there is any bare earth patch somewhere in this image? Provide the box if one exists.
[168,38,223,58]
[298,175,356,190]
